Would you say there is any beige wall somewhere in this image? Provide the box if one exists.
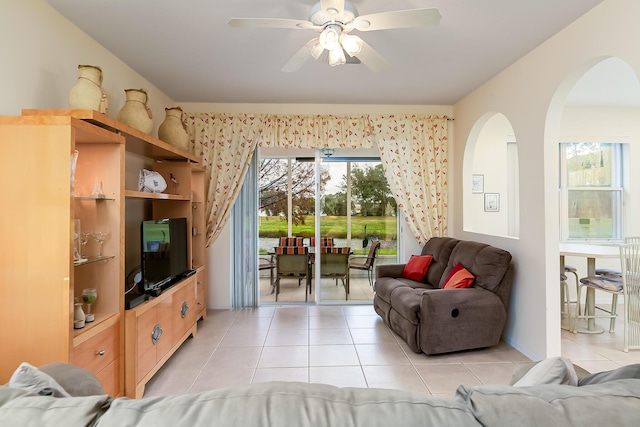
[0,0,174,132]
[453,0,640,360]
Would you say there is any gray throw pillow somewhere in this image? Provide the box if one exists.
[39,363,105,396]
[8,362,70,397]
[578,364,640,386]
[512,357,578,387]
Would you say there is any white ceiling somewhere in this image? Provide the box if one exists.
[46,0,617,105]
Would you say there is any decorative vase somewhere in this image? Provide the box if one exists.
[74,302,85,329]
[116,88,153,134]
[68,65,108,113]
[158,106,189,151]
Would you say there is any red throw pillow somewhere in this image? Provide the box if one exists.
[442,263,475,289]
[402,255,433,282]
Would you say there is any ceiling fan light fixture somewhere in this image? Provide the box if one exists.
[328,46,346,66]
[319,24,341,50]
[340,34,362,56]
[307,40,324,60]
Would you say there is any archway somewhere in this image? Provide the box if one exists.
[463,112,519,238]
[545,56,640,358]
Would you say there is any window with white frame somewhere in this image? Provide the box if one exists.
[559,142,624,241]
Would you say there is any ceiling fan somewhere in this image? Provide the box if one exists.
[227,0,441,72]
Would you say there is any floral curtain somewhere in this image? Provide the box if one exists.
[183,113,263,246]
[183,112,448,247]
[370,115,448,245]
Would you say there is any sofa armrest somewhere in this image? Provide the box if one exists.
[375,263,406,279]
[419,288,507,355]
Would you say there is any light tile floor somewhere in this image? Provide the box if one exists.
[142,302,639,399]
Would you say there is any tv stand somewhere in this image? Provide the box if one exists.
[124,274,197,399]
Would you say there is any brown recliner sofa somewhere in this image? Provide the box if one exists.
[373,237,514,355]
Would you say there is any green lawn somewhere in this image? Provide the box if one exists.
[258,215,397,240]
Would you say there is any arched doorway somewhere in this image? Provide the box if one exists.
[546,56,640,361]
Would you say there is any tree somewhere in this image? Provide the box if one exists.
[259,159,329,224]
[322,192,349,216]
[343,164,396,216]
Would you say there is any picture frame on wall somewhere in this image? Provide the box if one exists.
[472,174,484,194]
[484,193,500,212]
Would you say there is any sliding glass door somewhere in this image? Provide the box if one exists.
[317,158,397,303]
[258,153,398,304]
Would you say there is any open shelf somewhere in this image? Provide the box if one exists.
[22,109,200,163]
[125,190,190,200]
[74,196,116,202]
[74,255,115,267]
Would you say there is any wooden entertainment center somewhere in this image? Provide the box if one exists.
[0,110,207,398]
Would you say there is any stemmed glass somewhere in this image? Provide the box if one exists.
[80,232,91,259]
[82,288,97,322]
[73,230,81,262]
[92,231,110,257]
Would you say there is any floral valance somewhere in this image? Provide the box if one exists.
[260,114,372,149]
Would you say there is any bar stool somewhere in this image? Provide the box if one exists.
[560,273,572,331]
[564,265,582,315]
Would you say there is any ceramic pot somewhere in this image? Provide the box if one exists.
[117,88,153,134]
[74,302,85,329]
[68,65,108,113]
[158,107,189,151]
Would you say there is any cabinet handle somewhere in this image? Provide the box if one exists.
[181,301,189,319]
[96,350,105,356]
[151,323,163,345]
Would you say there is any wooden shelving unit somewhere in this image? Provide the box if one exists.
[0,109,208,398]
[0,115,125,396]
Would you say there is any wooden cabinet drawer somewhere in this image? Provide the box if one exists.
[73,322,119,376]
[135,307,159,383]
[196,268,206,318]
[172,281,196,341]
[96,359,120,397]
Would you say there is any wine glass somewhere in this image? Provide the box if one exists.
[80,232,91,259]
[92,231,110,257]
[82,288,97,322]
[73,230,81,262]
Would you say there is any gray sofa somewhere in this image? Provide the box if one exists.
[1,360,640,426]
[374,237,514,355]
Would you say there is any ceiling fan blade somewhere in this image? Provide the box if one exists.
[228,18,316,30]
[353,40,388,72]
[320,0,345,16]
[281,39,319,73]
[353,8,441,31]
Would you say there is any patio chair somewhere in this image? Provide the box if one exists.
[274,246,311,302]
[310,237,334,247]
[349,240,380,287]
[319,247,350,300]
[278,237,305,247]
[259,255,276,294]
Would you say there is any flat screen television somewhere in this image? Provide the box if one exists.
[140,218,189,293]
